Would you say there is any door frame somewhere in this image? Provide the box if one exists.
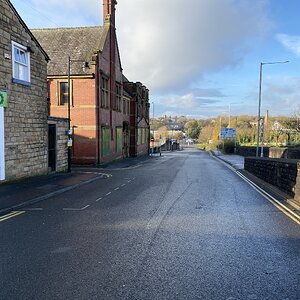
[0,107,5,180]
[48,123,56,172]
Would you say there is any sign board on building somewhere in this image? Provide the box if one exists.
[220,128,236,139]
[0,90,8,108]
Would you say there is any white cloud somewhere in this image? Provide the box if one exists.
[246,76,300,116]
[116,0,272,93]
[276,34,300,56]
[10,0,277,118]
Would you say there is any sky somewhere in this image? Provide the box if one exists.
[10,0,300,119]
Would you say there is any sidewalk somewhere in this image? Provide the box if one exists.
[211,150,244,169]
[0,155,154,215]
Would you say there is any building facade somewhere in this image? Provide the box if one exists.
[32,0,145,165]
[123,80,150,157]
[0,0,50,181]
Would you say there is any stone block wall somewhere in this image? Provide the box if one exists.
[237,146,269,157]
[269,147,300,159]
[0,0,48,181]
[244,157,300,203]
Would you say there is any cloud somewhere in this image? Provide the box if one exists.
[246,76,300,115]
[158,92,220,114]
[276,34,300,56]
[190,88,226,98]
[116,0,272,93]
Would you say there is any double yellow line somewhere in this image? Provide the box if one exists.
[0,211,25,222]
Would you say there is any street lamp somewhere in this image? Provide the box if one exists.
[151,102,155,155]
[67,56,90,172]
[256,61,289,157]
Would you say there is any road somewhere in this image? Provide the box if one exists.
[1,149,299,299]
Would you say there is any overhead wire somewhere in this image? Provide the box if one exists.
[12,0,62,28]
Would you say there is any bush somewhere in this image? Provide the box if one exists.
[223,141,236,154]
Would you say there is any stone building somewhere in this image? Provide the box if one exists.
[32,0,148,165]
[123,80,150,157]
[0,0,50,181]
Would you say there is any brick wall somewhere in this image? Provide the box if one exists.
[245,157,300,204]
[0,0,48,181]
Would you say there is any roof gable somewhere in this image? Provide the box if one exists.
[5,0,49,61]
[32,26,108,75]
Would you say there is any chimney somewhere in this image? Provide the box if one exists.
[103,0,117,26]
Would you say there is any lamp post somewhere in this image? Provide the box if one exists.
[67,56,90,172]
[152,102,155,155]
[256,61,289,157]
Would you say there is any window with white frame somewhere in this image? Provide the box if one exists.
[12,41,30,84]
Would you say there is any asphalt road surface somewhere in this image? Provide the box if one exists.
[1,149,299,299]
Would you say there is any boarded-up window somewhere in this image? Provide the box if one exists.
[102,127,110,157]
[138,128,142,145]
[116,127,123,153]
[143,128,147,144]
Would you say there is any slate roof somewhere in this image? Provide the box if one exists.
[32,26,107,75]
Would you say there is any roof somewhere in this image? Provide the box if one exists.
[32,26,108,75]
[5,0,49,61]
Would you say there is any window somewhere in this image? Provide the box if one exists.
[101,76,109,108]
[123,99,126,115]
[12,41,30,85]
[127,100,130,115]
[116,83,122,112]
[59,82,69,105]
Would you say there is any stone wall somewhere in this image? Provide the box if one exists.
[269,147,300,159]
[237,146,269,157]
[0,0,48,181]
[244,157,300,203]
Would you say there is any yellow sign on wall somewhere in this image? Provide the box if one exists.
[0,90,8,108]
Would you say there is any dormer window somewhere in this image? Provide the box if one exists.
[12,41,31,85]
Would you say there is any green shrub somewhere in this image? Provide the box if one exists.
[223,141,236,154]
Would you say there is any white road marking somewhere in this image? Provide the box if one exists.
[114,187,120,191]
[0,211,25,222]
[63,205,90,211]
[236,171,300,225]
[106,192,112,196]
[121,184,126,187]
[211,152,300,225]
[24,208,43,211]
[96,197,102,202]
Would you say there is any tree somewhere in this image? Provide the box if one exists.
[174,131,184,140]
[184,120,200,139]
[198,126,214,143]
[157,126,169,139]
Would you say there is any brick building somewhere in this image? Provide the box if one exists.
[32,0,149,164]
[123,79,150,157]
[0,0,50,181]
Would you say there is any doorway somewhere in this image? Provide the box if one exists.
[0,108,5,180]
[48,124,56,172]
